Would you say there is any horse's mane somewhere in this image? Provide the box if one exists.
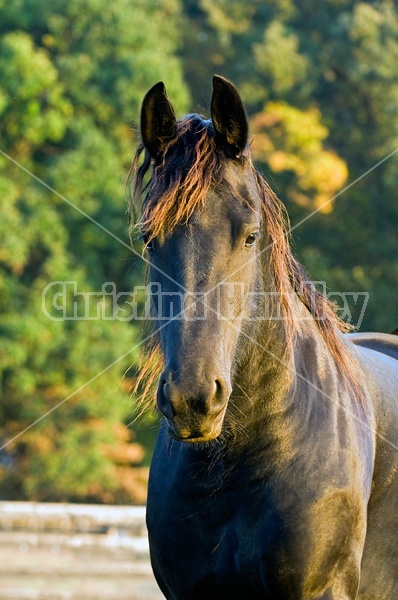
[129,115,361,411]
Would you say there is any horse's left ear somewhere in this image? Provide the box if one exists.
[211,75,248,158]
[140,81,177,159]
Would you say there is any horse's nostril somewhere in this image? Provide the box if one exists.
[215,379,223,395]
[157,378,175,419]
[212,378,229,409]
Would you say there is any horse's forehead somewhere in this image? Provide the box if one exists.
[187,192,249,231]
[189,168,259,227]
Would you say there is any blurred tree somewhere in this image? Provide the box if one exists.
[0,0,189,502]
[285,0,398,332]
[181,0,398,332]
[251,102,348,212]
[0,0,397,503]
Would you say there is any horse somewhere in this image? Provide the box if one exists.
[130,75,398,599]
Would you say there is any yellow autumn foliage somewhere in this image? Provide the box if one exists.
[251,102,348,212]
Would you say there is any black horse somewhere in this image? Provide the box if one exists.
[131,76,398,599]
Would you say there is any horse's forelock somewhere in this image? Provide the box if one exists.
[130,114,223,241]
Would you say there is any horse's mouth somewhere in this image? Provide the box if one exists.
[166,409,226,443]
[167,429,221,443]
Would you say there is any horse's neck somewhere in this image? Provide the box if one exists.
[227,294,340,456]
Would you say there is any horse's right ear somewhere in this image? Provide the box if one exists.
[140,82,177,159]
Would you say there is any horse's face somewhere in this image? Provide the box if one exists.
[149,164,262,442]
[140,77,262,442]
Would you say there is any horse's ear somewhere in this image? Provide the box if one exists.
[140,82,177,159]
[211,75,248,158]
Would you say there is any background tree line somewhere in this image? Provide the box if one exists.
[0,0,397,503]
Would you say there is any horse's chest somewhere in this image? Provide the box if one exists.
[147,466,271,598]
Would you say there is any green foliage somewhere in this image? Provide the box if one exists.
[0,0,397,503]
[182,0,398,333]
[0,0,189,502]
[0,32,70,149]
[254,21,308,95]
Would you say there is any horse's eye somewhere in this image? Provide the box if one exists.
[141,234,154,253]
[244,232,258,247]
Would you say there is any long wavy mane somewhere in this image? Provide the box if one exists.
[129,114,361,411]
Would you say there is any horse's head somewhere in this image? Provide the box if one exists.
[136,77,270,443]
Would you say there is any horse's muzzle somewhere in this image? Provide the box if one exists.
[156,372,231,442]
